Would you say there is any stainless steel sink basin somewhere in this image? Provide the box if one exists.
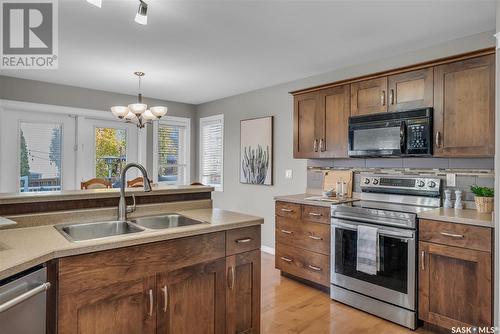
[130,214,204,230]
[55,221,145,242]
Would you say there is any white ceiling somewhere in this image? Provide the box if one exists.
[1,0,496,104]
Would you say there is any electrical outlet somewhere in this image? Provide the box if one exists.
[446,173,456,187]
[285,169,293,179]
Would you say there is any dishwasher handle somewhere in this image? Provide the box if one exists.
[0,282,51,313]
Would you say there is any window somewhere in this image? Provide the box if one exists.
[19,122,63,192]
[155,117,190,185]
[199,114,224,191]
[94,127,127,188]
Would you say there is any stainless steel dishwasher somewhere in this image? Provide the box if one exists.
[0,266,51,334]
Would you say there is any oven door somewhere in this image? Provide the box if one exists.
[348,119,406,157]
[331,218,415,310]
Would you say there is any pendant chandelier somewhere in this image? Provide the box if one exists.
[111,72,167,129]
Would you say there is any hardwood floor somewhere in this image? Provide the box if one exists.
[261,252,435,334]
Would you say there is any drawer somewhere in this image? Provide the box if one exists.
[419,219,491,252]
[276,201,301,220]
[226,225,261,256]
[276,244,330,287]
[302,205,330,224]
[276,216,330,255]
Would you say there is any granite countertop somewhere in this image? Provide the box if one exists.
[417,208,494,228]
[274,193,359,207]
[0,185,213,204]
[0,208,263,280]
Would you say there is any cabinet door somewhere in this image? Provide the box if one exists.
[434,54,495,157]
[350,77,388,116]
[157,259,226,334]
[419,241,492,329]
[294,91,321,158]
[387,68,433,112]
[226,250,261,334]
[318,85,350,158]
[58,276,156,334]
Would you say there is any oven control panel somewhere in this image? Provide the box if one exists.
[361,176,441,196]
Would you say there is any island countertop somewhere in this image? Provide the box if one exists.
[417,208,494,228]
[0,208,263,280]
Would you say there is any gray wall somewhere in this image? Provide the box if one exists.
[196,30,495,249]
[0,75,198,181]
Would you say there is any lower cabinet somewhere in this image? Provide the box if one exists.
[56,227,261,334]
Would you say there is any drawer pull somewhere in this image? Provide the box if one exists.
[280,256,293,263]
[280,229,293,234]
[281,208,294,213]
[440,232,464,239]
[235,238,252,243]
[308,212,322,217]
[308,264,322,271]
[308,235,322,240]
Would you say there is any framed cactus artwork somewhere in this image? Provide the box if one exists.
[240,116,273,185]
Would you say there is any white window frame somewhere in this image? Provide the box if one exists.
[199,114,224,191]
[153,116,191,185]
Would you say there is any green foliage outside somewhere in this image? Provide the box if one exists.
[158,126,179,178]
[20,130,30,177]
[470,185,494,197]
[49,127,62,175]
[95,128,127,178]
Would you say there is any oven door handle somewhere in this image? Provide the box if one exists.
[332,220,414,240]
[332,213,412,228]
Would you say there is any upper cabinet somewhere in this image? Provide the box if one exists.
[350,77,388,116]
[293,85,350,159]
[291,49,495,159]
[433,54,495,157]
[387,68,433,112]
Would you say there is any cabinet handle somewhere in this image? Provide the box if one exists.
[319,138,325,152]
[228,266,235,290]
[147,289,153,318]
[308,235,322,240]
[313,139,319,152]
[280,229,293,234]
[421,251,425,271]
[308,264,322,271]
[161,285,168,313]
[390,89,395,105]
[381,91,386,106]
[435,131,441,148]
[281,208,293,213]
[280,256,293,263]
[308,212,322,217]
[440,232,464,239]
[235,238,252,243]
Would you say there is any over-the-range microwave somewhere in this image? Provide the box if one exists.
[348,108,433,157]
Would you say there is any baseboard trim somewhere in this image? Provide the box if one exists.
[261,245,275,255]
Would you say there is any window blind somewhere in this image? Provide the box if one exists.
[200,115,224,190]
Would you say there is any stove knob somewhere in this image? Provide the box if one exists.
[372,179,379,185]
[363,178,370,185]
[417,180,425,187]
[428,181,437,188]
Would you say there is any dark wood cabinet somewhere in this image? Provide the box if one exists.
[226,250,261,334]
[418,219,492,330]
[319,85,350,158]
[293,91,321,158]
[433,54,495,157]
[157,259,226,334]
[387,68,433,112]
[350,77,388,116]
[57,228,261,334]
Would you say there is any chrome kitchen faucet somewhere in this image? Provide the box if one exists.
[118,163,152,221]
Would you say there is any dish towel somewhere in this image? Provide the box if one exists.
[356,225,379,275]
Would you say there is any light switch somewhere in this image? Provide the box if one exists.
[446,173,456,187]
[285,169,293,179]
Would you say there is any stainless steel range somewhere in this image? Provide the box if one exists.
[330,175,441,329]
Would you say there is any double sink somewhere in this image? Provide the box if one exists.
[55,214,205,242]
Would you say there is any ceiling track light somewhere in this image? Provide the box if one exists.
[135,0,148,25]
[85,0,148,26]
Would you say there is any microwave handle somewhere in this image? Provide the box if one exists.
[400,121,406,153]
